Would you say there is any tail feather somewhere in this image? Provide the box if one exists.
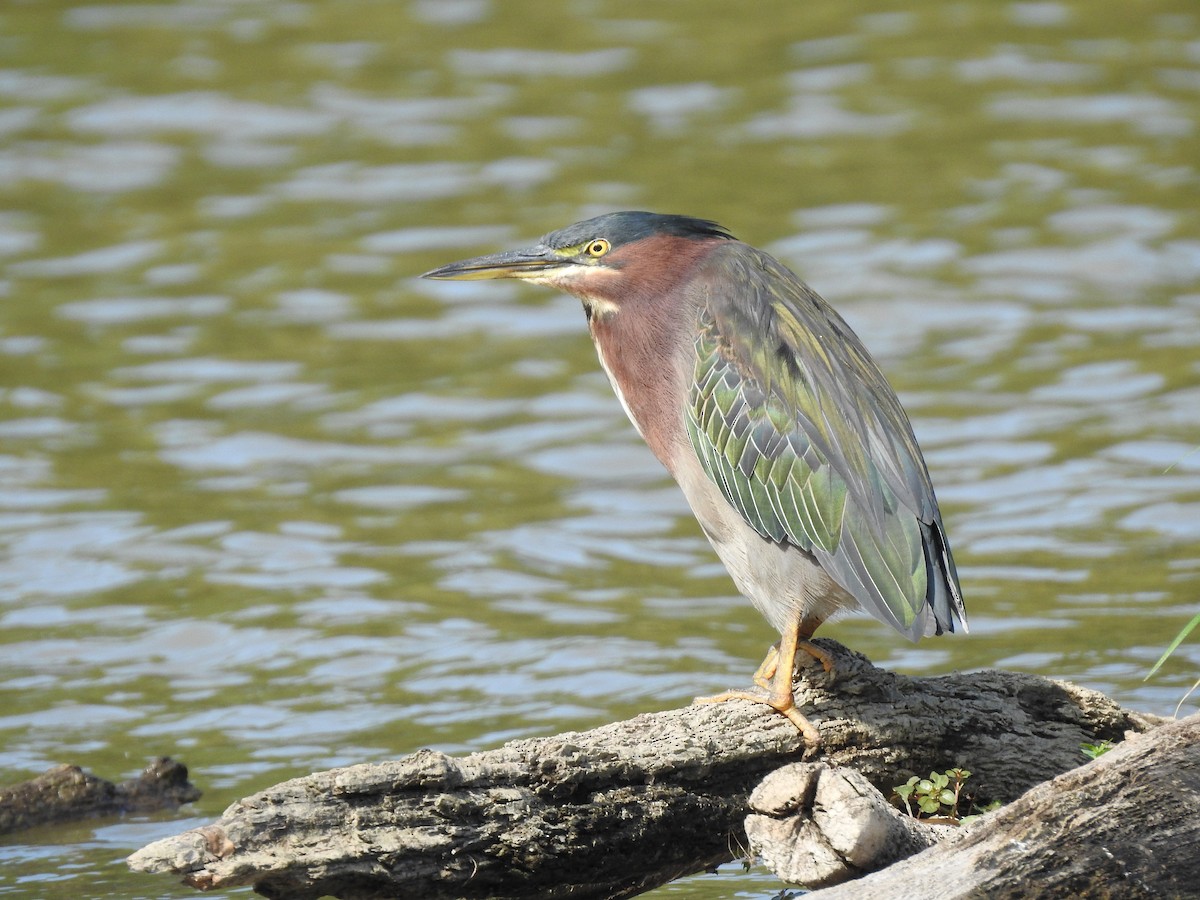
[921,519,967,637]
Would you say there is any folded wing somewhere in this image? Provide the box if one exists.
[684,245,966,639]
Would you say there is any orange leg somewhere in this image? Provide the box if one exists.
[697,611,827,748]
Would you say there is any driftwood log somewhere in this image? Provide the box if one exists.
[768,710,1199,897]
[0,757,200,834]
[745,761,960,889]
[127,639,1161,897]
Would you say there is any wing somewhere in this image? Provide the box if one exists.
[684,244,966,639]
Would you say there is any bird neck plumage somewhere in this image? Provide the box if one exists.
[585,292,712,471]
[581,295,620,322]
[579,236,724,470]
[588,309,686,468]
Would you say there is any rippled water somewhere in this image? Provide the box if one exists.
[2,2,1199,898]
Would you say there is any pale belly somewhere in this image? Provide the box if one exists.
[669,446,858,635]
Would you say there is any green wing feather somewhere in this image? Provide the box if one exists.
[685,244,966,639]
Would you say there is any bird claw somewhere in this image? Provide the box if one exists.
[751,644,780,691]
[695,689,822,750]
[798,639,836,676]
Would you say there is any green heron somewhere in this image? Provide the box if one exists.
[424,211,967,746]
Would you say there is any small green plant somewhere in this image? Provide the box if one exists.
[892,767,977,821]
[1081,739,1115,760]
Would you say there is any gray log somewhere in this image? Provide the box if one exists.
[0,757,200,834]
[795,711,1200,898]
[746,762,958,889]
[126,639,1155,898]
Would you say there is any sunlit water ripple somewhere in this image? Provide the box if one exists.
[1,3,1198,898]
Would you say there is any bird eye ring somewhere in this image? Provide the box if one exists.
[585,239,610,258]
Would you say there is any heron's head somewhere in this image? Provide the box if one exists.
[422,211,734,318]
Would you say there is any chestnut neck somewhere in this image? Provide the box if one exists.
[578,235,725,470]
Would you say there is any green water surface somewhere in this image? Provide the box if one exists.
[1,1,1198,897]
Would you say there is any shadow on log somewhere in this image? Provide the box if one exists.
[126,640,1156,899]
[0,757,200,834]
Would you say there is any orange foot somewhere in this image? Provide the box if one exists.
[696,687,822,749]
[696,614,829,751]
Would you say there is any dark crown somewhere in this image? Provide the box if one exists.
[542,211,735,250]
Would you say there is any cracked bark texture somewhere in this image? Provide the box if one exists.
[127,640,1156,899]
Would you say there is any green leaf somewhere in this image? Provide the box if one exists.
[1145,611,1200,680]
[1081,740,1114,760]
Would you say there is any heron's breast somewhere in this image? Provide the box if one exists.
[587,308,693,471]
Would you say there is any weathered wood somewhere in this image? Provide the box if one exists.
[126,640,1155,899]
[130,702,801,899]
[796,711,1200,898]
[745,762,956,889]
[0,757,200,834]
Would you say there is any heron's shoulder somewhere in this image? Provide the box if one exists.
[700,238,767,266]
[697,241,816,297]
[694,243,834,344]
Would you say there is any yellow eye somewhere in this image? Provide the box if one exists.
[585,239,610,258]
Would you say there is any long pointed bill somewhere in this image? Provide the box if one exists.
[421,245,566,281]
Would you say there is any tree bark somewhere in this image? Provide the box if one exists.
[745,761,958,889]
[788,711,1200,898]
[0,757,200,834]
[126,640,1157,899]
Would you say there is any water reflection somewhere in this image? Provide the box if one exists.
[1,2,1198,899]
